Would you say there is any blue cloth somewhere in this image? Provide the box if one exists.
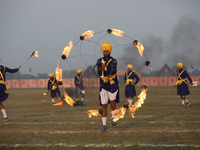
[177,69,192,96]
[96,56,119,105]
[47,78,61,98]
[124,71,140,98]
[0,65,19,103]
[74,74,84,90]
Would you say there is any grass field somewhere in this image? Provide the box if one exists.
[0,86,200,150]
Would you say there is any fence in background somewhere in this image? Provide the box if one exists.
[6,76,200,88]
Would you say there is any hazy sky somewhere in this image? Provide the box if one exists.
[1,0,200,75]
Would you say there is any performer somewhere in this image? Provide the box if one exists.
[96,42,119,131]
[47,73,61,104]
[176,63,193,107]
[74,69,85,102]
[124,64,140,105]
[0,65,19,121]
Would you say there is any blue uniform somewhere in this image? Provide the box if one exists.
[74,74,84,89]
[47,78,61,98]
[0,65,18,103]
[177,69,192,96]
[97,56,119,105]
[124,71,140,98]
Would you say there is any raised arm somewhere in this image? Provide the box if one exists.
[5,67,19,73]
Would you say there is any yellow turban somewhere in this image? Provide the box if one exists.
[177,62,183,68]
[127,64,133,70]
[77,69,82,74]
[101,42,112,53]
[49,73,54,78]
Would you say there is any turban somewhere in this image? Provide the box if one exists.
[127,64,133,70]
[101,42,112,53]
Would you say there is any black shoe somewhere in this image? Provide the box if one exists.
[4,117,9,121]
[101,125,107,132]
[111,118,117,126]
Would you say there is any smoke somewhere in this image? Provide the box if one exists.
[141,16,200,71]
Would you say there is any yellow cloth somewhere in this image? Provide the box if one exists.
[76,75,82,84]
[100,74,116,85]
[49,78,57,90]
[49,73,54,78]
[127,64,133,70]
[77,69,82,74]
[0,68,8,90]
[125,71,133,86]
[101,42,112,53]
[175,70,187,85]
[101,58,112,71]
[177,62,183,68]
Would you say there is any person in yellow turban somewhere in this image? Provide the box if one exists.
[96,42,119,132]
[0,65,19,121]
[176,63,193,107]
[124,64,139,105]
[47,73,61,104]
[74,69,85,102]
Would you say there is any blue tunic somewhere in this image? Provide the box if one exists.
[124,71,140,98]
[177,69,192,96]
[47,78,61,98]
[0,65,19,103]
[74,74,84,90]
[96,56,119,105]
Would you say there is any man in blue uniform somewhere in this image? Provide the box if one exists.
[0,65,19,121]
[176,63,193,107]
[124,64,140,105]
[74,69,85,102]
[47,73,61,104]
[96,42,119,132]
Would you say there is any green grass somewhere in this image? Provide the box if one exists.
[0,86,200,150]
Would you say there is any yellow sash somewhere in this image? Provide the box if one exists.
[100,74,116,85]
[175,70,187,85]
[76,75,82,84]
[50,78,57,90]
[0,67,8,90]
[125,71,133,86]
[101,58,112,71]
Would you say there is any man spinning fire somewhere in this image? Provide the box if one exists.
[176,63,193,107]
[74,69,85,102]
[124,64,140,105]
[96,42,119,132]
[0,65,19,121]
[47,73,61,104]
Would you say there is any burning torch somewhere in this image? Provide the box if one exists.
[6,51,39,81]
[18,51,39,68]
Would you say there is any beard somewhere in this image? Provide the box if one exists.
[104,54,110,59]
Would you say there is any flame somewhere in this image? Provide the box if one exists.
[53,101,64,106]
[113,107,127,122]
[81,30,95,39]
[129,86,147,118]
[63,92,76,106]
[55,62,63,82]
[62,41,73,57]
[134,41,144,56]
[86,110,100,118]
[149,66,153,70]
[111,29,124,37]
[33,51,39,57]
[43,93,47,96]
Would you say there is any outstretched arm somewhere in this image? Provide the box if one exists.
[5,67,19,73]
